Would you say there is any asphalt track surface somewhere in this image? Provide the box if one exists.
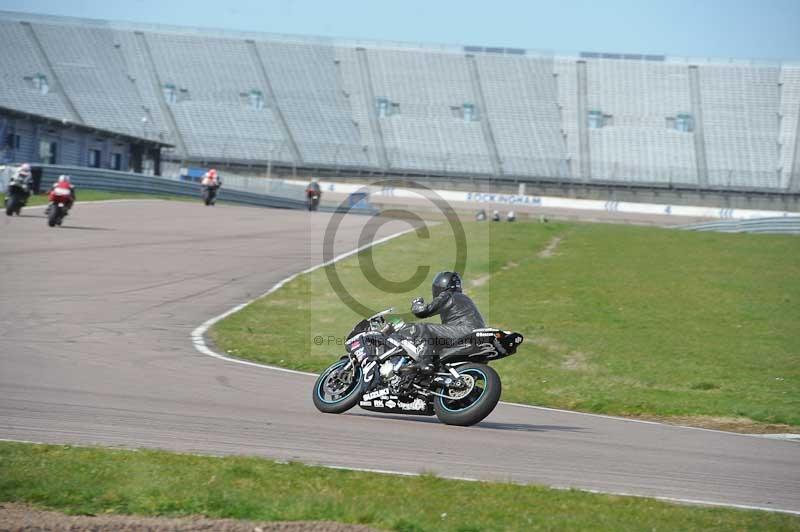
[1,201,798,515]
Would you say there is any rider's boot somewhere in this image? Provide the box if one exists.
[399,348,437,376]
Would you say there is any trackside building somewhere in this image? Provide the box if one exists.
[0,106,171,175]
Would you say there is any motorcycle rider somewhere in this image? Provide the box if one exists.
[306,179,321,199]
[399,271,485,375]
[5,163,34,206]
[201,168,221,188]
[201,168,221,203]
[47,175,76,215]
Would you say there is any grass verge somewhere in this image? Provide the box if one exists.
[1,441,796,531]
[2,189,190,207]
[211,221,800,431]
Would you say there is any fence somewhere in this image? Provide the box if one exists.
[37,165,376,214]
[679,217,800,234]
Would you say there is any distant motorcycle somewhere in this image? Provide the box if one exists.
[5,182,29,216]
[306,192,320,211]
[46,201,68,227]
[46,188,72,227]
[312,308,524,426]
[202,185,219,206]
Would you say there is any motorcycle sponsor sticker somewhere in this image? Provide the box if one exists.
[398,399,428,411]
[373,400,384,408]
[384,400,397,408]
[362,360,376,382]
[359,400,372,407]
[363,388,389,400]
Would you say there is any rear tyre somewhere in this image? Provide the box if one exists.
[434,363,501,426]
[312,358,364,414]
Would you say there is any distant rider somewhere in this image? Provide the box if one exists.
[47,175,76,215]
[306,179,322,199]
[200,169,221,204]
[5,163,34,205]
[399,272,486,375]
[201,168,221,189]
[306,179,321,198]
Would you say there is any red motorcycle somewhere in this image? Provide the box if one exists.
[47,187,73,227]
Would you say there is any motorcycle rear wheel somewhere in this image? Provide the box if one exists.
[434,363,501,426]
[312,359,363,414]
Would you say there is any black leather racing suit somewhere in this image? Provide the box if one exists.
[400,291,486,364]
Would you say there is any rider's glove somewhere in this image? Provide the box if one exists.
[411,297,425,313]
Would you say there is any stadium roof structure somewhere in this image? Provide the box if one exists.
[0,9,798,194]
[0,105,173,149]
[0,9,796,67]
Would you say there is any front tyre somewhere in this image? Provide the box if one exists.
[312,358,364,414]
[5,195,19,216]
[434,363,501,426]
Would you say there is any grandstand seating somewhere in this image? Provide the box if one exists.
[476,54,566,177]
[584,59,698,184]
[0,11,798,191]
[256,41,368,167]
[0,20,71,120]
[32,23,158,138]
[700,65,782,188]
[364,48,493,174]
[779,67,800,189]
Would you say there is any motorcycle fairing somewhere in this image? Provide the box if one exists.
[359,393,435,416]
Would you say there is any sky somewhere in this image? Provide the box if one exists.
[1,0,799,60]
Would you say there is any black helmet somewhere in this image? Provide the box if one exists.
[431,271,462,298]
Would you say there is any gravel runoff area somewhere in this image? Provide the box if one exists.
[0,503,378,532]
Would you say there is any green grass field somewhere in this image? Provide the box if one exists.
[2,189,189,207]
[212,221,800,430]
[1,442,796,531]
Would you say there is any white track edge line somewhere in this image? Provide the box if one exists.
[186,219,800,510]
[21,198,175,210]
[1,437,798,516]
[191,245,798,440]
[191,226,418,376]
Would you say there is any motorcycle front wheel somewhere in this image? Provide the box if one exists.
[47,208,59,227]
[312,358,364,414]
[434,363,501,426]
[5,196,19,216]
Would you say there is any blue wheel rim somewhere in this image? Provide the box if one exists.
[316,360,362,404]
[439,368,488,412]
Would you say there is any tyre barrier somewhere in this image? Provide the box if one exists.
[679,216,800,234]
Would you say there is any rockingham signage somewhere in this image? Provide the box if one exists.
[280,178,799,221]
[465,192,543,206]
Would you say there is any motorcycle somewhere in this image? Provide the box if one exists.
[46,188,72,227]
[202,185,219,206]
[307,192,320,211]
[5,182,29,216]
[46,201,68,227]
[312,308,524,426]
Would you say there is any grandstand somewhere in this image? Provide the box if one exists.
[0,10,798,196]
